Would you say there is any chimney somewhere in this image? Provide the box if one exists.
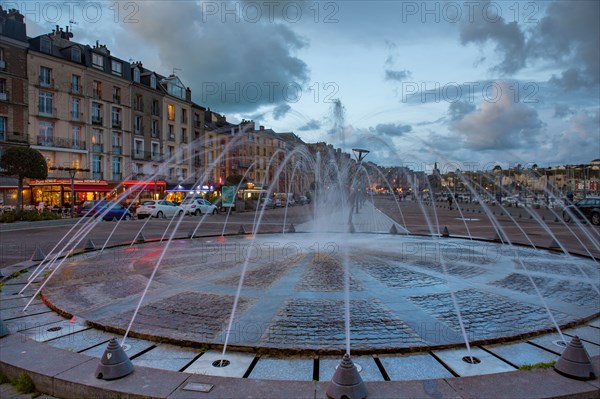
[259,125,264,131]
[186,87,191,101]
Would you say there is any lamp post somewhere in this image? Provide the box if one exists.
[49,166,90,217]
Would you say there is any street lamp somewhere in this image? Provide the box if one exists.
[49,166,90,217]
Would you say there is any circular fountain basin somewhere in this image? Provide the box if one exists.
[43,234,599,355]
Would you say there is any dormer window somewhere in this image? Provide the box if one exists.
[40,37,51,53]
[133,67,140,83]
[111,60,122,76]
[71,47,81,62]
[150,74,156,89]
[92,53,104,69]
[167,80,184,99]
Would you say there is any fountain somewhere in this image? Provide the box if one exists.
[3,135,599,398]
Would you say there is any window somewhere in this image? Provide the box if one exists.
[181,127,187,143]
[38,121,54,145]
[71,74,80,93]
[91,102,102,124]
[40,37,51,53]
[181,169,187,180]
[152,99,160,116]
[150,74,156,89]
[72,126,80,148]
[112,86,121,103]
[134,139,143,155]
[112,132,121,155]
[92,80,102,99]
[167,104,175,121]
[71,47,81,62]
[152,120,159,137]
[168,125,174,139]
[92,129,102,145]
[0,79,6,100]
[135,94,143,111]
[0,48,5,69]
[135,115,143,133]
[92,53,104,69]
[167,145,174,160]
[71,97,80,120]
[182,108,187,123]
[111,107,121,128]
[111,60,122,76]
[40,66,51,86]
[168,168,174,179]
[0,116,6,141]
[38,91,53,115]
[92,155,102,175]
[151,142,159,157]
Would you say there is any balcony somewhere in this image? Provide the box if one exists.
[112,95,121,104]
[38,107,57,118]
[92,172,103,180]
[91,143,103,153]
[193,120,202,129]
[151,107,160,117]
[168,133,175,141]
[0,91,8,101]
[111,173,122,181]
[39,77,54,89]
[70,111,84,122]
[151,129,160,139]
[92,90,102,100]
[36,135,86,150]
[111,145,122,155]
[92,115,103,125]
[1,132,29,144]
[111,119,122,129]
[70,85,82,95]
[132,150,164,162]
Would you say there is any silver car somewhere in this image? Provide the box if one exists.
[181,198,219,215]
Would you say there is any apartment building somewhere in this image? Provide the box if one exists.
[0,7,30,205]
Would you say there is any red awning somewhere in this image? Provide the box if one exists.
[73,185,111,192]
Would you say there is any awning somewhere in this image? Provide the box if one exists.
[73,185,112,192]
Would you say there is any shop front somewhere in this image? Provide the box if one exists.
[121,180,167,205]
[166,183,217,204]
[29,179,110,208]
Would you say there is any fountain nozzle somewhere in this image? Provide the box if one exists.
[326,353,368,399]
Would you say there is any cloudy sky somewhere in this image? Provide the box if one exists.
[21,0,599,169]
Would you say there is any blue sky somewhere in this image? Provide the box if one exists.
[20,0,600,169]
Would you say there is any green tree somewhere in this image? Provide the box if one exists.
[225,174,246,187]
[0,147,47,211]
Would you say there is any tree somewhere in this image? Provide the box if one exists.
[225,174,246,187]
[0,147,47,211]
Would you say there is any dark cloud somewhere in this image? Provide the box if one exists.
[371,123,412,137]
[448,101,476,121]
[553,104,574,119]
[124,1,309,114]
[272,104,291,120]
[530,1,599,89]
[385,69,412,82]
[459,1,526,74]
[449,82,544,151]
[298,119,321,131]
[459,1,599,88]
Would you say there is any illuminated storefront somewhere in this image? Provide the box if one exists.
[28,179,110,207]
[166,183,216,204]
[121,180,166,204]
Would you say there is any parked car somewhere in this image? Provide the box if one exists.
[76,200,132,220]
[259,197,275,209]
[562,197,600,225]
[297,195,310,205]
[136,200,184,219]
[181,198,219,215]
